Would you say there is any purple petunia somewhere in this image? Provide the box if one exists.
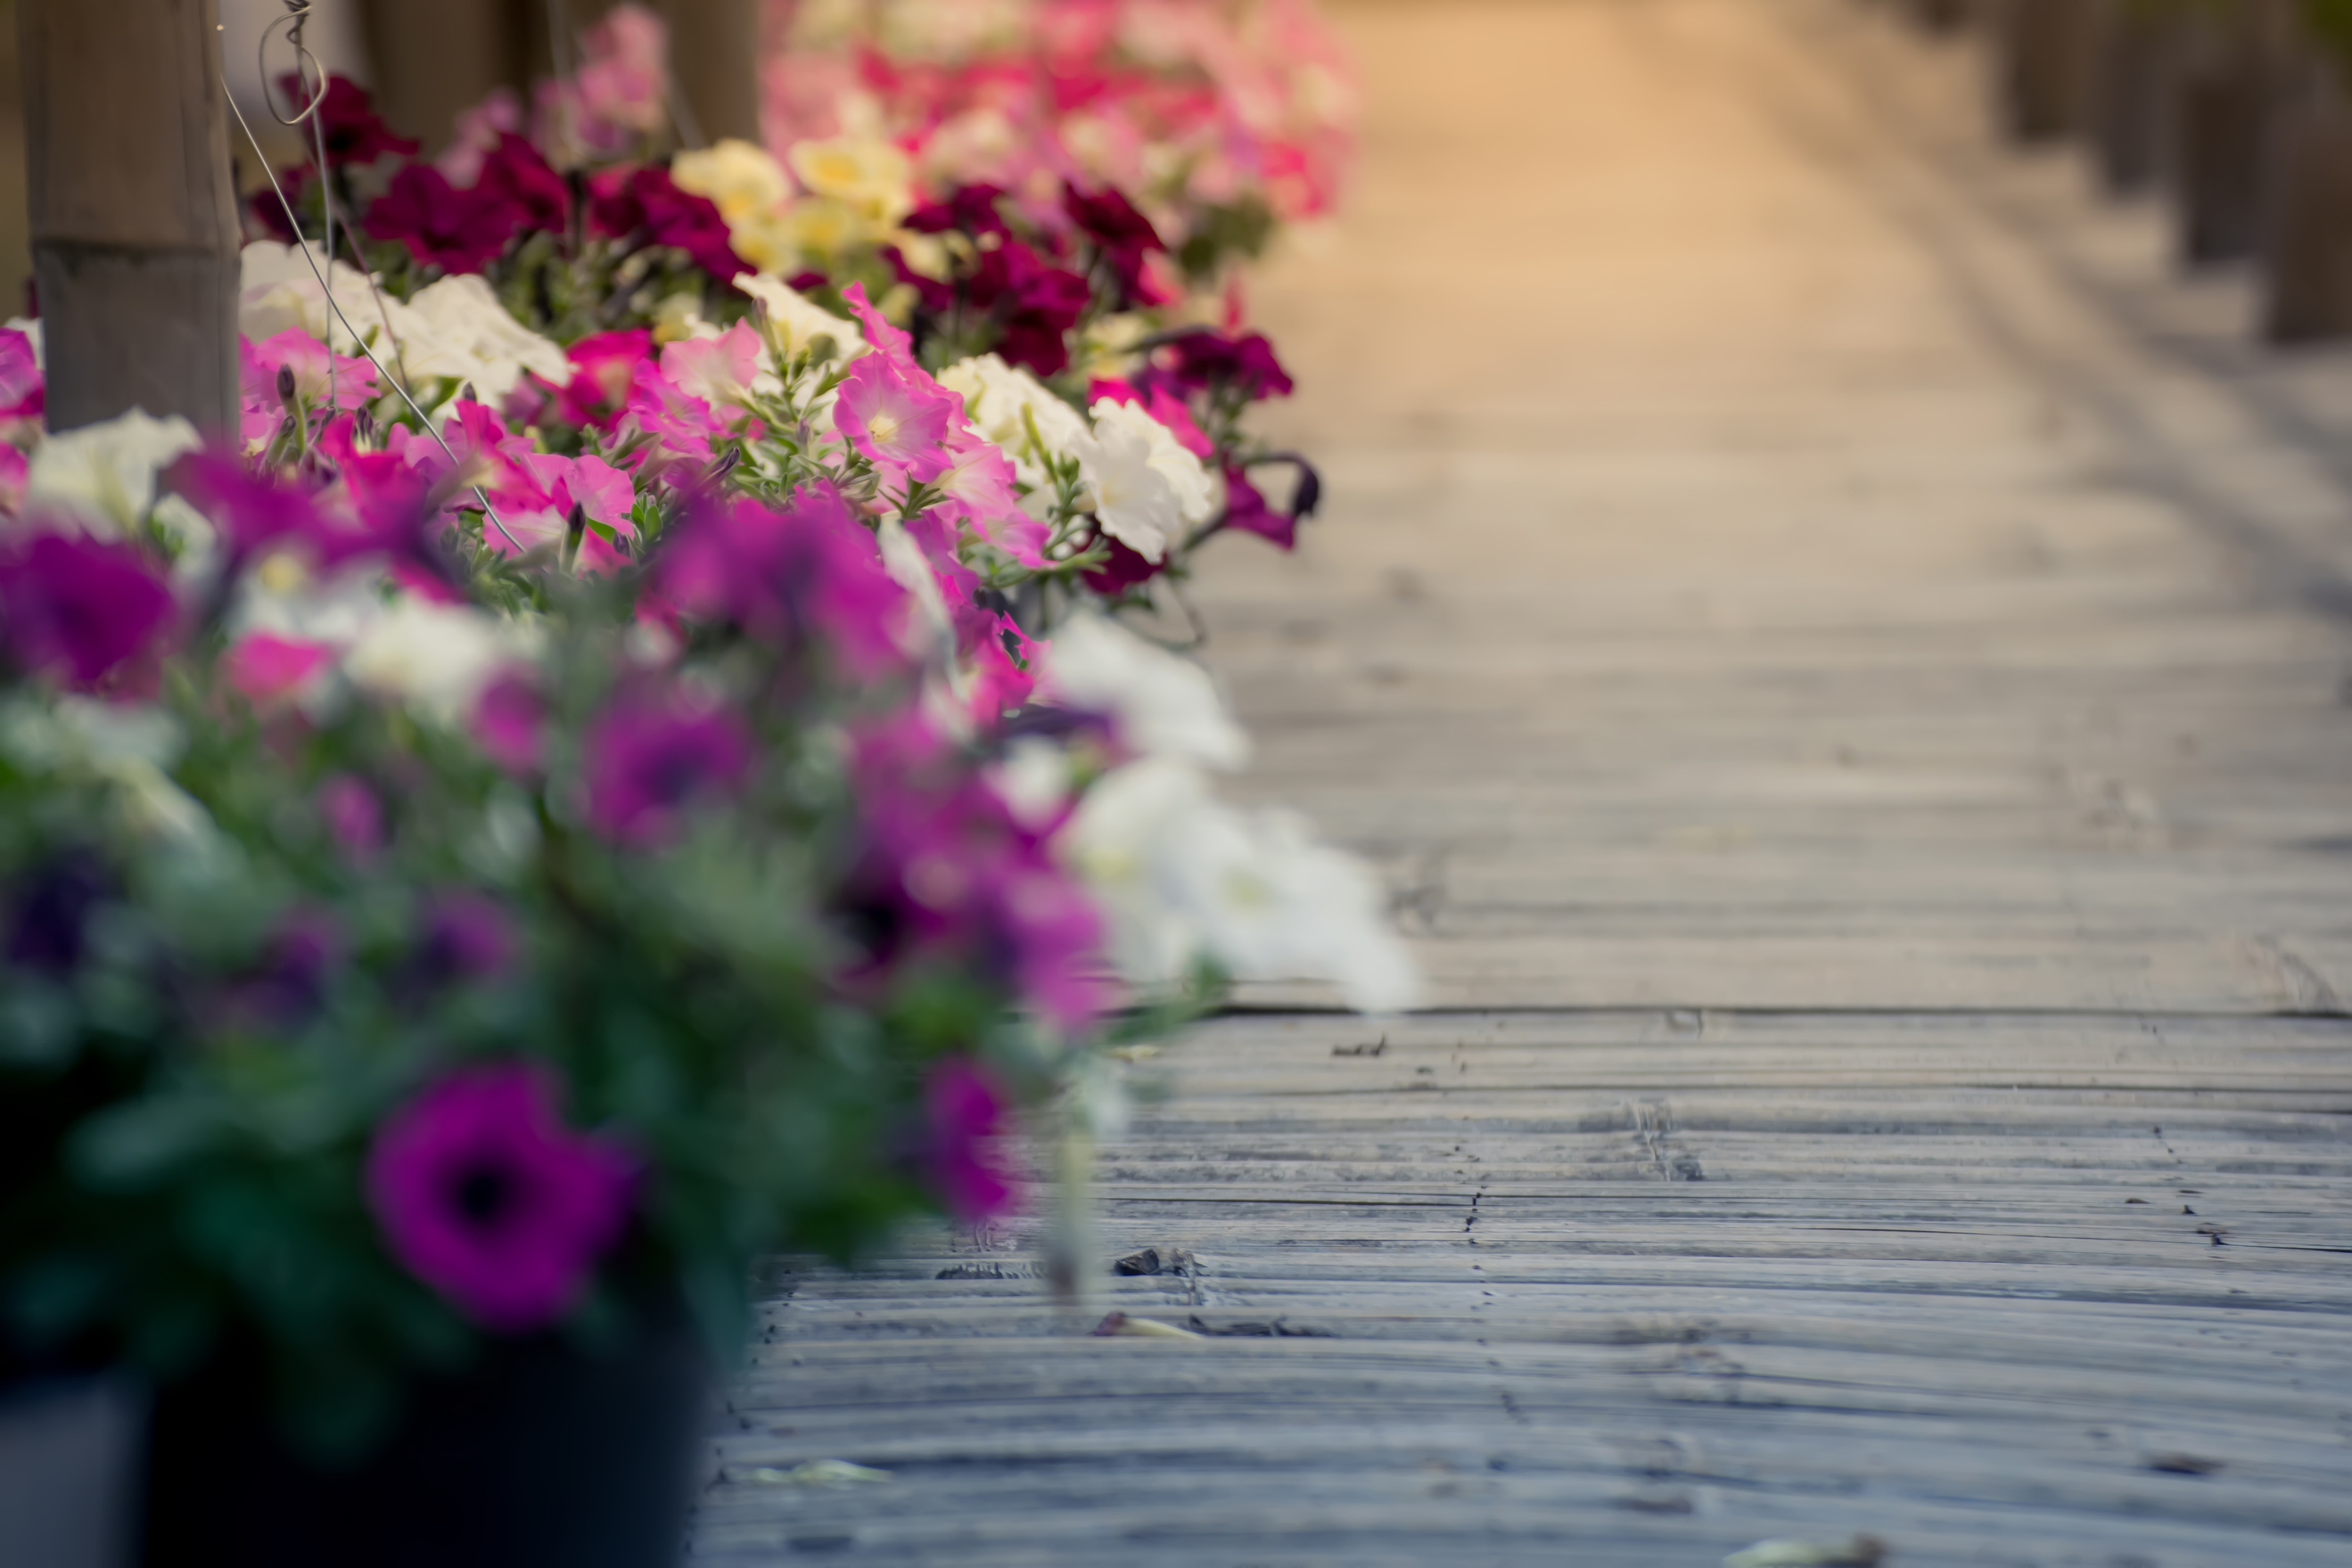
[923,1058,1018,1224]
[580,689,754,847]
[366,1062,636,1332]
[0,533,176,689]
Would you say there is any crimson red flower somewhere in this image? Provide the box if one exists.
[274,74,419,167]
[586,165,739,284]
[1140,328,1295,401]
[366,164,518,275]
[477,132,572,235]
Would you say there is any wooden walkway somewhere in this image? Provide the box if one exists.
[689,5,2352,1563]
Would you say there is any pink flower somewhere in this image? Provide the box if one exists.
[241,329,379,447]
[550,330,652,430]
[931,437,1048,568]
[839,281,913,360]
[582,690,754,846]
[0,327,45,428]
[835,354,956,485]
[0,534,176,689]
[366,1062,637,1332]
[923,1058,1018,1223]
[494,452,638,569]
[659,324,765,411]
[223,633,336,705]
[619,362,723,475]
[435,89,524,187]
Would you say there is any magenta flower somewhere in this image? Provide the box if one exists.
[471,671,548,776]
[223,633,336,705]
[0,326,45,428]
[412,891,519,986]
[551,330,652,430]
[835,355,956,484]
[0,533,176,689]
[651,488,909,676]
[839,714,1111,1030]
[1219,467,1294,550]
[366,1062,636,1332]
[923,1058,1018,1224]
[317,774,386,861]
[582,691,754,846]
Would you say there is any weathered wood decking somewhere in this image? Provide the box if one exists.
[689,4,2352,1563]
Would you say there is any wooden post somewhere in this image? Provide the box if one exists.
[664,0,763,146]
[358,0,532,153]
[1988,0,2100,143]
[2171,0,2297,267]
[21,0,240,434]
[2085,0,2180,194]
[2259,54,2352,341]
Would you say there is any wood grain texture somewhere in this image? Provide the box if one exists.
[22,0,238,430]
[691,2,2352,1562]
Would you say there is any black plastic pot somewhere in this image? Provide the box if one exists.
[0,1374,143,1568]
[139,1316,711,1568]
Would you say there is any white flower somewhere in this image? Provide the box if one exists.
[405,274,571,400]
[939,354,1087,485]
[1039,612,1248,771]
[342,597,539,722]
[5,317,43,370]
[0,696,212,845]
[739,274,868,362]
[239,242,420,361]
[1072,399,1214,562]
[1065,757,1420,1014]
[24,409,201,536]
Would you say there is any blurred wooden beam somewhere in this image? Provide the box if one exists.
[357,0,531,153]
[22,0,238,432]
[664,0,761,146]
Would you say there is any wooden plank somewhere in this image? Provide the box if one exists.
[691,2,2352,1561]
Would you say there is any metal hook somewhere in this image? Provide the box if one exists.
[260,2,328,127]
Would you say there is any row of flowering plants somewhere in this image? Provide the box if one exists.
[0,0,1399,1511]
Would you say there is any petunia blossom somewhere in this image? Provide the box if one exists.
[581,690,755,846]
[834,354,957,486]
[366,1062,637,1332]
[0,533,177,689]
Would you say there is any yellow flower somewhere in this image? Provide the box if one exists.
[728,211,801,278]
[781,195,868,262]
[788,136,915,227]
[672,139,791,225]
